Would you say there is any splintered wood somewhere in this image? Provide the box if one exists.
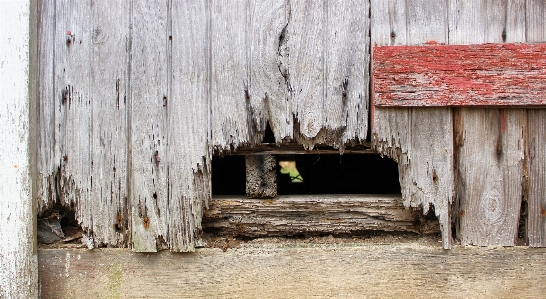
[373,43,546,107]
[37,0,370,252]
[204,195,424,237]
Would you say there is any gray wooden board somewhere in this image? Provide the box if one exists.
[39,246,546,298]
[526,0,546,247]
[371,0,453,249]
[52,0,95,242]
[248,0,292,142]
[168,0,211,252]
[130,0,170,252]
[450,0,526,246]
[36,0,56,213]
[210,0,255,151]
[88,0,131,248]
[326,0,369,146]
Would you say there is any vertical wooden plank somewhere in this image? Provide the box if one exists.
[36,0,56,213]
[169,0,211,251]
[326,0,369,146]
[88,0,131,247]
[0,0,39,297]
[53,0,94,242]
[211,0,256,151]
[450,0,526,246]
[246,155,277,198]
[371,0,453,248]
[130,0,169,252]
[248,0,292,142]
[526,0,546,247]
[289,1,325,146]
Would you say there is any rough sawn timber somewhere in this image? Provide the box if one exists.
[39,246,546,298]
[371,0,454,249]
[0,0,39,297]
[373,43,546,107]
[203,195,423,236]
[245,155,277,198]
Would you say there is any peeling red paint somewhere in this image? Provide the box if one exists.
[373,43,546,107]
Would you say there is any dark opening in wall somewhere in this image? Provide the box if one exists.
[211,153,401,196]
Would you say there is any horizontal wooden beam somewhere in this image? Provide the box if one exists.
[203,195,424,236]
[215,142,374,156]
[39,245,546,298]
[373,43,546,107]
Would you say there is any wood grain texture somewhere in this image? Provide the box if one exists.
[373,43,546,107]
[289,1,325,142]
[290,0,370,150]
[39,246,546,298]
[248,0,292,142]
[527,110,546,246]
[450,0,526,247]
[455,109,526,245]
[525,2,546,247]
[88,0,131,248]
[325,0,369,145]
[204,195,422,236]
[52,0,95,243]
[0,1,39,297]
[211,0,256,151]
[371,0,453,249]
[245,155,277,198]
[168,0,211,251]
[130,0,169,252]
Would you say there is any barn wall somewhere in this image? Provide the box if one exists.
[36,0,370,252]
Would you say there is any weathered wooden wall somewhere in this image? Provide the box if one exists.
[371,0,546,249]
[0,0,39,298]
[36,0,370,252]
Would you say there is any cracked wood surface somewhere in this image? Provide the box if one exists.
[37,1,370,252]
[203,195,424,236]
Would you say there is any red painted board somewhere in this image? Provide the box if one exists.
[373,43,546,107]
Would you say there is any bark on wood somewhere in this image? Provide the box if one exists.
[373,43,546,107]
[246,155,277,198]
[371,0,453,249]
[39,246,546,298]
[203,195,422,236]
[0,1,39,297]
[450,0,526,247]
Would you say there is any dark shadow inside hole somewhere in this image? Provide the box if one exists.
[211,153,401,196]
[211,155,246,195]
[277,154,401,195]
[262,121,276,143]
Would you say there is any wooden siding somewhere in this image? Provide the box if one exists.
[371,0,454,249]
[373,43,546,107]
[36,0,370,252]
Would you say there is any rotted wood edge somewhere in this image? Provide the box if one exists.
[202,195,431,237]
[216,142,375,156]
